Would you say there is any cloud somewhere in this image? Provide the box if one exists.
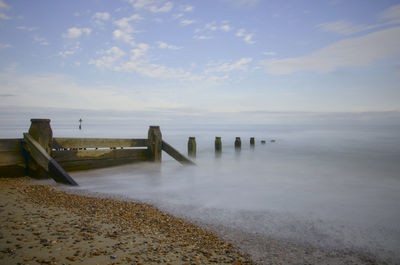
[194,21,233,39]
[157,41,182,50]
[318,4,400,36]
[17,26,38,31]
[128,0,173,13]
[222,0,260,8]
[220,24,231,32]
[317,20,378,35]
[0,43,11,48]
[89,46,126,69]
[0,0,9,9]
[379,4,400,25]
[58,42,80,58]
[33,36,49,46]
[0,13,10,19]
[182,5,194,12]
[236,29,255,44]
[113,14,142,45]
[62,27,91,39]
[205,58,253,73]
[93,12,110,21]
[181,19,195,26]
[263,51,276,56]
[262,26,400,74]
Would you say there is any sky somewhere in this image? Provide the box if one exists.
[0,0,400,124]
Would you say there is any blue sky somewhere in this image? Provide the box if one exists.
[1,0,400,122]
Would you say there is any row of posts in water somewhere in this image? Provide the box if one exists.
[187,137,275,158]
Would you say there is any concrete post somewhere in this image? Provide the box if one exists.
[215,137,222,153]
[234,137,241,150]
[147,126,162,162]
[188,137,196,158]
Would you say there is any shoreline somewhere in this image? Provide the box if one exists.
[0,177,396,265]
[0,177,254,264]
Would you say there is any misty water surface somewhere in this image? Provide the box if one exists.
[52,123,400,261]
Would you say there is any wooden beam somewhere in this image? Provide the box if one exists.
[23,133,78,186]
[161,140,195,165]
[53,138,147,149]
[52,149,149,163]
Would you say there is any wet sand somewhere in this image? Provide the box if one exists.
[0,178,253,265]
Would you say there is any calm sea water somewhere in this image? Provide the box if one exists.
[2,120,400,261]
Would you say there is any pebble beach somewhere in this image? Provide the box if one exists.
[0,178,254,265]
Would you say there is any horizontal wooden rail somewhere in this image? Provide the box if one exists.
[52,149,149,171]
[53,138,147,149]
[23,133,78,186]
[161,140,195,165]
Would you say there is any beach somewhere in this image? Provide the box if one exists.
[0,177,254,265]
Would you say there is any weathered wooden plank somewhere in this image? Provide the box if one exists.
[23,133,78,186]
[0,139,22,151]
[0,151,25,167]
[53,138,147,149]
[161,140,195,165]
[52,149,149,163]
[58,157,149,172]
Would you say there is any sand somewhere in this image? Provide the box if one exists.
[0,177,254,265]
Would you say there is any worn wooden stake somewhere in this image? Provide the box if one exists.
[250,137,255,147]
[27,119,53,178]
[215,137,222,153]
[188,137,196,158]
[234,137,241,150]
[147,126,162,162]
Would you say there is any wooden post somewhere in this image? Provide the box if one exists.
[29,119,53,154]
[147,126,162,162]
[250,137,255,147]
[188,137,196,158]
[234,137,241,150]
[27,119,53,178]
[215,137,222,153]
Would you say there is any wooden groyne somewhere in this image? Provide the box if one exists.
[0,119,194,186]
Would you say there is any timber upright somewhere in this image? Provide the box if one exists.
[147,126,162,162]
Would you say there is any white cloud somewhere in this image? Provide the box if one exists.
[157,41,182,50]
[0,43,11,48]
[181,19,195,26]
[89,46,126,69]
[93,12,110,21]
[236,29,255,44]
[0,0,9,9]
[113,29,135,45]
[33,36,49,46]
[128,0,173,13]
[17,26,38,31]
[193,35,212,40]
[220,24,231,32]
[222,0,260,8]
[0,13,10,19]
[62,27,91,39]
[205,58,253,73]
[59,42,80,58]
[317,20,377,35]
[113,14,142,45]
[379,4,400,24]
[262,26,400,75]
[182,5,194,12]
[263,51,277,56]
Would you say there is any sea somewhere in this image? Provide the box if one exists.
[2,115,400,263]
